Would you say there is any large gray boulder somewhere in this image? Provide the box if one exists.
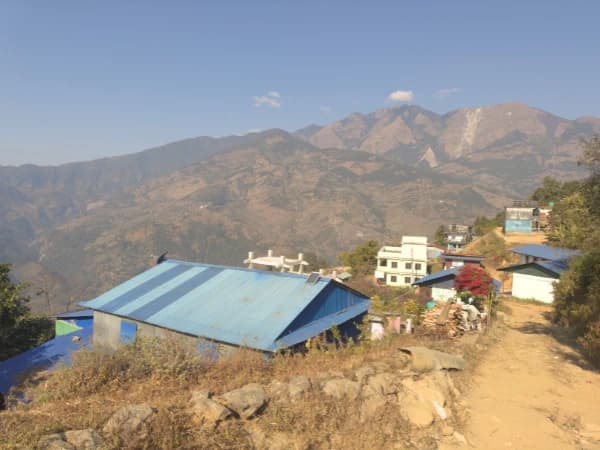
[322,378,361,400]
[215,383,268,419]
[190,390,232,426]
[103,403,154,436]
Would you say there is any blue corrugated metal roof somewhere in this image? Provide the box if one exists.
[0,327,92,394]
[441,254,484,262]
[499,259,569,277]
[81,260,368,352]
[414,267,501,292]
[54,309,94,319]
[413,267,459,286]
[511,244,580,261]
[538,259,569,275]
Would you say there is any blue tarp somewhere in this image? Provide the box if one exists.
[0,327,92,394]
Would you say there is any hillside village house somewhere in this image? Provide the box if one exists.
[413,267,501,303]
[441,253,484,270]
[79,259,370,355]
[504,201,552,234]
[375,236,428,287]
[445,224,473,251]
[499,244,579,304]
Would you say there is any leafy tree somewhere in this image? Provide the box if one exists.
[473,213,503,236]
[433,225,447,246]
[553,252,600,364]
[453,265,494,298]
[551,135,600,364]
[530,176,582,204]
[545,191,592,249]
[0,264,53,361]
[338,240,379,276]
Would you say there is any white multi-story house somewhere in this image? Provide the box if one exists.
[374,236,428,287]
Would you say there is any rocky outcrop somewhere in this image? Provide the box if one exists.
[214,383,268,419]
[190,390,233,426]
[102,403,154,436]
[39,347,466,448]
[322,378,361,400]
[39,429,102,450]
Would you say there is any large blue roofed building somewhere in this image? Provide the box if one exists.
[80,260,370,354]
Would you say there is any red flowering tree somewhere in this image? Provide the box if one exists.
[454,265,494,297]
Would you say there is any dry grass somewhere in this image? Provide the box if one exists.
[0,331,480,449]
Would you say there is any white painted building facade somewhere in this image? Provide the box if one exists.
[511,272,556,304]
[375,236,428,287]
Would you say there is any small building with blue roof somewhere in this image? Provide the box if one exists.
[413,267,501,303]
[79,260,370,354]
[498,244,578,303]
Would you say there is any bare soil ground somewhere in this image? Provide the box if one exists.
[450,301,600,450]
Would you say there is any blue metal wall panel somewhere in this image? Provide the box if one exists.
[280,283,368,336]
[505,219,532,233]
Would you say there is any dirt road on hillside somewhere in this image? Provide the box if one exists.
[453,301,600,450]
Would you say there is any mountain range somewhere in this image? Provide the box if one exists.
[1,102,598,312]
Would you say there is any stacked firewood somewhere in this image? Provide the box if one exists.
[421,302,469,338]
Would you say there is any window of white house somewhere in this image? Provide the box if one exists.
[391,261,398,268]
[405,262,412,269]
[390,275,397,282]
[380,259,387,267]
[404,276,411,284]
[415,263,422,270]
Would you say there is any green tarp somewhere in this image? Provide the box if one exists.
[55,320,81,336]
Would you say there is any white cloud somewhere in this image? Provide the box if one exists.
[387,90,414,103]
[253,91,281,108]
[436,87,460,99]
[319,106,333,112]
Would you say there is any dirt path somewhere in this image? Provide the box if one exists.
[457,301,600,450]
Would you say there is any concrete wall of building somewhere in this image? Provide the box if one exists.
[92,311,240,357]
[512,273,555,303]
[92,311,122,350]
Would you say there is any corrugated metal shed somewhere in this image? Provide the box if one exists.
[80,260,369,352]
[511,245,580,261]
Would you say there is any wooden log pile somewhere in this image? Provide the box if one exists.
[421,302,469,338]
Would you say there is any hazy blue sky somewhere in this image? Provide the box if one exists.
[1,1,599,165]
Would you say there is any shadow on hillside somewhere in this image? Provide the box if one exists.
[512,311,598,372]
